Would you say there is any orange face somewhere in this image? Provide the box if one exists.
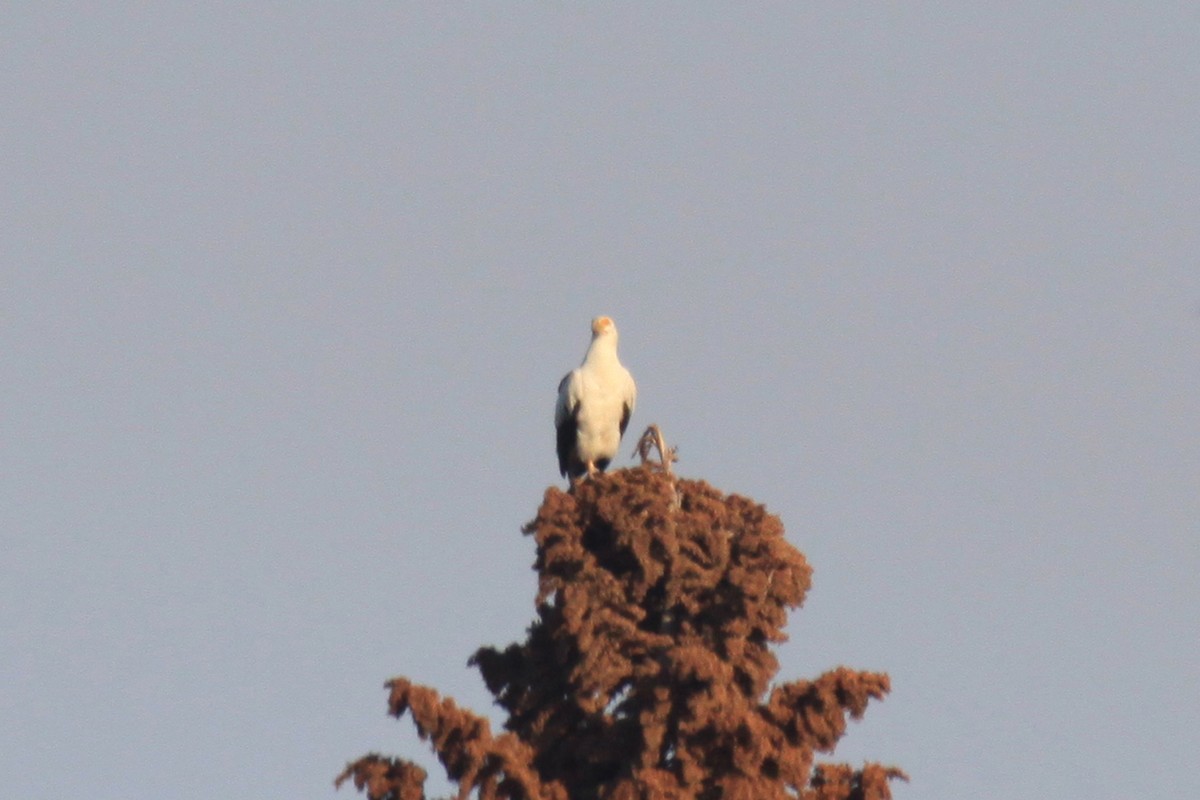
[591,316,616,336]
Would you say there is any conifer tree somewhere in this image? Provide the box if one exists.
[338,430,904,800]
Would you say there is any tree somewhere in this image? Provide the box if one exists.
[338,436,903,800]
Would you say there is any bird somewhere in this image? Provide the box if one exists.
[555,316,637,480]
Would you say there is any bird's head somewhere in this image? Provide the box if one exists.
[591,316,617,338]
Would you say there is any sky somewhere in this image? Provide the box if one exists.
[3,5,1198,799]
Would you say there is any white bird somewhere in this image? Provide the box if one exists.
[555,316,637,480]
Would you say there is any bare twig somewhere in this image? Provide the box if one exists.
[633,424,678,476]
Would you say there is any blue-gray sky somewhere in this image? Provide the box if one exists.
[4,6,1197,799]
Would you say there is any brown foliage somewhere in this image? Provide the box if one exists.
[339,466,904,800]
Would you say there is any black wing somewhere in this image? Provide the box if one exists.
[619,402,632,437]
[556,412,578,477]
[555,373,578,477]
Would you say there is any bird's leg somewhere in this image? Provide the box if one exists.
[585,461,599,479]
